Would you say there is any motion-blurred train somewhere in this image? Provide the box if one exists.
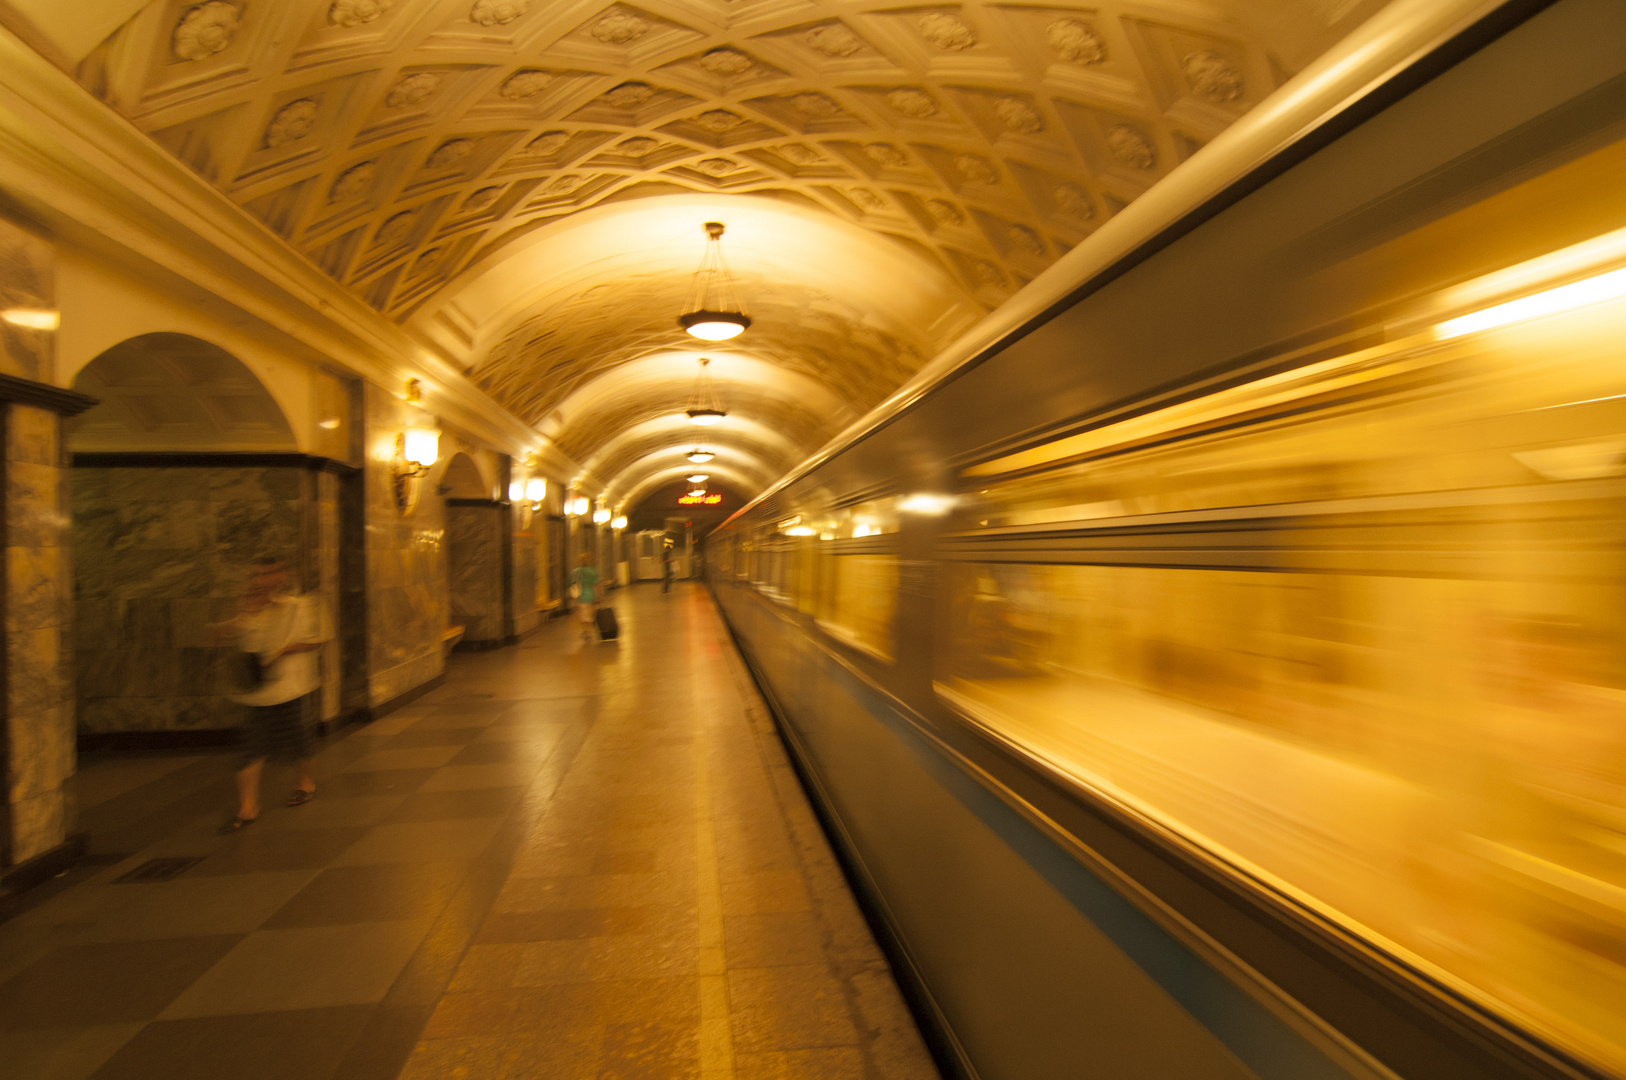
[705,1,1626,1077]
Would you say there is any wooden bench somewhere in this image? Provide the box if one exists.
[441,625,465,656]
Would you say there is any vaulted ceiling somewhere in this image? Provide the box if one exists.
[12,0,1385,505]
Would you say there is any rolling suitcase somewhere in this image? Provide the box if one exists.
[595,606,619,641]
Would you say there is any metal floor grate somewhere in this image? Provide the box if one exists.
[113,857,205,884]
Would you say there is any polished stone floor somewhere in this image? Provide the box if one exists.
[0,583,940,1080]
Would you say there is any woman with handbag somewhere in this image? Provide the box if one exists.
[213,556,329,832]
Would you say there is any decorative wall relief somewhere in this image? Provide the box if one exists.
[462,185,502,211]
[386,72,441,108]
[1183,51,1244,102]
[328,161,376,202]
[1048,18,1106,65]
[996,97,1044,134]
[1053,182,1094,220]
[698,109,744,133]
[806,23,862,58]
[792,92,841,119]
[425,139,474,170]
[72,465,311,735]
[374,210,414,246]
[526,131,570,155]
[700,48,752,76]
[601,82,653,108]
[1106,124,1156,169]
[329,0,394,28]
[591,10,649,45]
[470,0,528,27]
[172,1,241,62]
[264,99,318,148]
[888,89,938,119]
[500,70,553,100]
[955,154,998,184]
[919,13,977,51]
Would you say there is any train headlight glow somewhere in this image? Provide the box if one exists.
[1436,265,1626,340]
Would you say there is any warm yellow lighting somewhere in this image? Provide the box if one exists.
[686,409,725,426]
[681,315,749,341]
[688,488,707,498]
[686,449,714,464]
[318,417,341,430]
[899,493,955,516]
[402,425,439,468]
[593,508,611,524]
[686,473,708,484]
[1436,265,1626,339]
[852,524,873,538]
[525,477,546,503]
[611,515,628,530]
[570,497,590,516]
[0,308,59,330]
[508,480,525,502]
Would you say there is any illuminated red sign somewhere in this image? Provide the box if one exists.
[678,493,723,505]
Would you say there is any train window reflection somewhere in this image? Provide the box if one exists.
[937,257,1626,1073]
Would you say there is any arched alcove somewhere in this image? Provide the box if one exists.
[69,333,295,452]
[439,451,488,499]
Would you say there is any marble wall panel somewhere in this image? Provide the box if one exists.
[0,216,54,383]
[5,403,74,865]
[363,382,446,706]
[70,464,330,733]
[447,503,504,642]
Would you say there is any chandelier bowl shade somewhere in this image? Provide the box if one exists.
[685,407,725,426]
[679,310,751,340]
[678,222,750,341]
[686,449,714,463]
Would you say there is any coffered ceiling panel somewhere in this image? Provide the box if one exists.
[24,0,1388,502]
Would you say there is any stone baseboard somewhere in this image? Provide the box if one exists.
[2,831,88,899]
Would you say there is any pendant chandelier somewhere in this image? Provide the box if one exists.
[684,357,726,426]
[686,448,714,464]
[678,222,751,340]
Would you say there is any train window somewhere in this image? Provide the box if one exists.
[816,554,897,661]
[938,235,1626,1073]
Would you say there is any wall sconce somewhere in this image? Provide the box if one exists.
[592,508,611,525]
[392,424,440,512]
[611,515,628,530]
[525,477,546,505]
[565,496,589,517]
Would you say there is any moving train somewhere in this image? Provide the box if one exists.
[706,1,1626,1077]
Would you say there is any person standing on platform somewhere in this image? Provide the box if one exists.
[214,556,329,833]
[570,553,600,643]
[661,541,673,593]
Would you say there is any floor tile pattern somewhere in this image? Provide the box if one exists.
[1,584,940,1080]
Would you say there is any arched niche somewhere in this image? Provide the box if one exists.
[439,452,488,499]
[69,333,296,452]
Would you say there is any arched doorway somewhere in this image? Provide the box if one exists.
[441,451,506,649]
[68,334,349,748]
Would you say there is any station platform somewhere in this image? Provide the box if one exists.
[0,583,940,1080]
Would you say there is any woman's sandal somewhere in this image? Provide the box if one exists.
[219,815,257,834]
[285,789,315,807]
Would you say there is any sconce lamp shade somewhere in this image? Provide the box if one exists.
[569,497,590,517]
[525,478,546,503]
[402,426,439,468]
[592,508,611,524]
[611,515,628,530]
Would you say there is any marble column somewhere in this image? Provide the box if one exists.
[2,389,94,886]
